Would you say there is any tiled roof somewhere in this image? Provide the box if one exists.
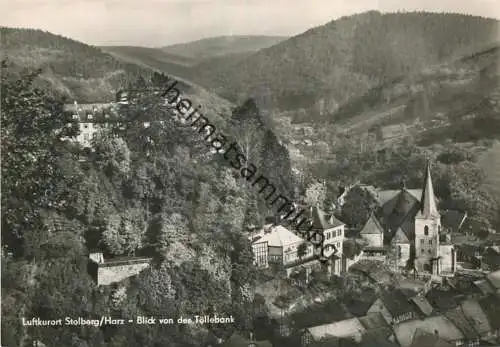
[252,225,303,248]
[307,317,366,341]
[309,206,344,230]
[376,189,423,205]
[409,329,455,347]
[460,298,492,336]
[291,300,353,329]
[441,210,468,232]
[392,227,410,244]
[359,332,400,347]
[443,307,480,340]
[425,288,461,312]
[394,315,465,347]
[379,289,417,319]
[486,270,500,290]
[223,334,272,347]
[477,294,500,330]
[473,279,496,295]
[358,313,392,339]
[360,214,384,235]
[349,260,395,284]
[409,296,434,317]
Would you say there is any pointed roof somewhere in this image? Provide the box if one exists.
[418,161,439,218]
[383,189,421,232]
[310,205,344,230]
[360,214,384,235]
[392,227,410,244]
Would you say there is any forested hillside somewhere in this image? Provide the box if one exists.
[0,27,229,110]
[1,59,294,346]
[161,35,287,62]
[189,12,499,113]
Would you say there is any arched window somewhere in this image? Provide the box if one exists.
[424,225,429,236]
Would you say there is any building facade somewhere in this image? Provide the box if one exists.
[354,161,458,276]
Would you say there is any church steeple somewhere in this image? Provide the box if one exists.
[419,160,439,218]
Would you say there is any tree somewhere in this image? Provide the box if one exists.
[93,134,131,178]
[304,181,327,207]
[341,187,379,229]
[1,62,79,255]
[297,242,308,260]
[154,213,190,254]
[230,99,266,169]
[102,212,143,256]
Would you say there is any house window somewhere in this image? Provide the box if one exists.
[428,249,432,254]
[424,226,429,236]
[84,124,89,129]
[429,240,433,245]
[421,239,425,244]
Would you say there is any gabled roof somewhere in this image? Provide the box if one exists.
[309,206,344,231]
[477,294,500,330]
[291,299,353,329]
[443,307,480,340]
[359,332,400,347]
[360,214,384,235]
[394,315,465,347]
[392,227,410,244]
[409,296,434,317]
[307,317,366,341]
[382,189,420,219]
[460,299,492,335]
[379,289,417,319]
[409,329,455,347]
[473,279,496,295]
[441,210,468,232]
[358,313,387,329]
[417,161,440,219]
[486,269,500,290]
[382,189,421,233]
[425,288,461,311]
[376,189,422,205]
[223,334,272,347]
[253,225,303,247]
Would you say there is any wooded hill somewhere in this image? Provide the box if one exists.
[188,11,499,113]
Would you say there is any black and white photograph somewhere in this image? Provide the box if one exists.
[1,1,500,346]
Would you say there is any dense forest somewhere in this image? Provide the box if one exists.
[0,61,294,347]
[0,27,198,103]
[189,12,499,111]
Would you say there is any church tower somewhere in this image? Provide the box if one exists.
[414,161,441,274]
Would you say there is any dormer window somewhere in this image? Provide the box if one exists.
[87,114,93,120]
[72,114,79,120]
[424,226,429,236]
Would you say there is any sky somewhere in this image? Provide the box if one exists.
[1,0,500,47]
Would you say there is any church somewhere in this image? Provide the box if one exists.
[358,161,457,276]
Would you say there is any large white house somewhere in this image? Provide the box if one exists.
[251,206,346,277]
